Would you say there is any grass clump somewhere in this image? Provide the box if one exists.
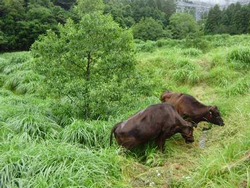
[225,75,250,96]
[61,119,110,148]
[206,66,240,88]
[4,70,41,94]
[170,59,202,85]
[0,139,126,188]
[228,47,250,69]
[182,48,203,57]
[0,95,61,139]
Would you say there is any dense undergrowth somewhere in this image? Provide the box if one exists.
[0,34,250,187]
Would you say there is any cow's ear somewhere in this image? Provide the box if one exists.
[212,105,218,110]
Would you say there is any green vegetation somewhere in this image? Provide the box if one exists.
[132,17,171,41]
[169,13,200,39]
[1,34,250,187]
[31,12,137,119]
[0,0,177,51]
[205,3,250,35]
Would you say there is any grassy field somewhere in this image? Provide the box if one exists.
[0,34,250,187]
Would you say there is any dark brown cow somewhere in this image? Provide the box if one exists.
[160,90,224,127]
[110,103,194,153]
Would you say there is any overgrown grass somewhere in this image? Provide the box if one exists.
[228,47,250,69]
[1,34,250,187]
[0,138,126,187]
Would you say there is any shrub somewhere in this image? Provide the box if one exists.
[169,13,200,39]
[132,17,169,41]
[136,40,157,52]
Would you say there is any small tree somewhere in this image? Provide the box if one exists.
[132,17,171,41]
[31,13,135,119]
[169,13,200,39]
[204,5,222,34]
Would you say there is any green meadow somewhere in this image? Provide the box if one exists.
[0,34,249,187]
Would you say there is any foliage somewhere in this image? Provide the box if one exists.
[104,0,176,28]
[1,34,250,187]
[31,13,136,119]
[205,3,250,35]
[169,13,200,39]
[132,17,171,41]
[0,0,75,51]
[74,0,104,15]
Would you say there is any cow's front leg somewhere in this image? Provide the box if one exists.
[155,135,166,153]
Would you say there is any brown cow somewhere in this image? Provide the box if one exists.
[160,90,224,127]
[110,103,194,153]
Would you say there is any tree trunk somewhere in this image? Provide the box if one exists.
[85,52,91,119]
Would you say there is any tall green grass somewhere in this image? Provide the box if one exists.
[228,47,250,69]
[170,58,202,85]
[0,138,126,187]
[61,119,110,148]
[1,34,250,187]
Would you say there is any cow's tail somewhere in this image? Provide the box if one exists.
[110,123,119,146]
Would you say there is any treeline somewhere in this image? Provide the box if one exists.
[205,3,250,35]
[0,0,78,51]
[104,0,176,27]
[0,0,177,51]
[2,0,250,52]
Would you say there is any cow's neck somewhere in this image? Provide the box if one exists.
[193,106,210,124]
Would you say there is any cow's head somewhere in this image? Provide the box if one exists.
[206,106,224,126]
[181,123,194,143]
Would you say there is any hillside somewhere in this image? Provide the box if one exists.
[0,34,250,187]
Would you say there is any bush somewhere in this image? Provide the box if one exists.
[169,13,200,39]
[132,17,169,41]
[136,41,157,52]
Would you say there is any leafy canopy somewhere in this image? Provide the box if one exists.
[132,17,171,41]
[31,12,136,119]
[74,0,104,15]
[169,13,200,39]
